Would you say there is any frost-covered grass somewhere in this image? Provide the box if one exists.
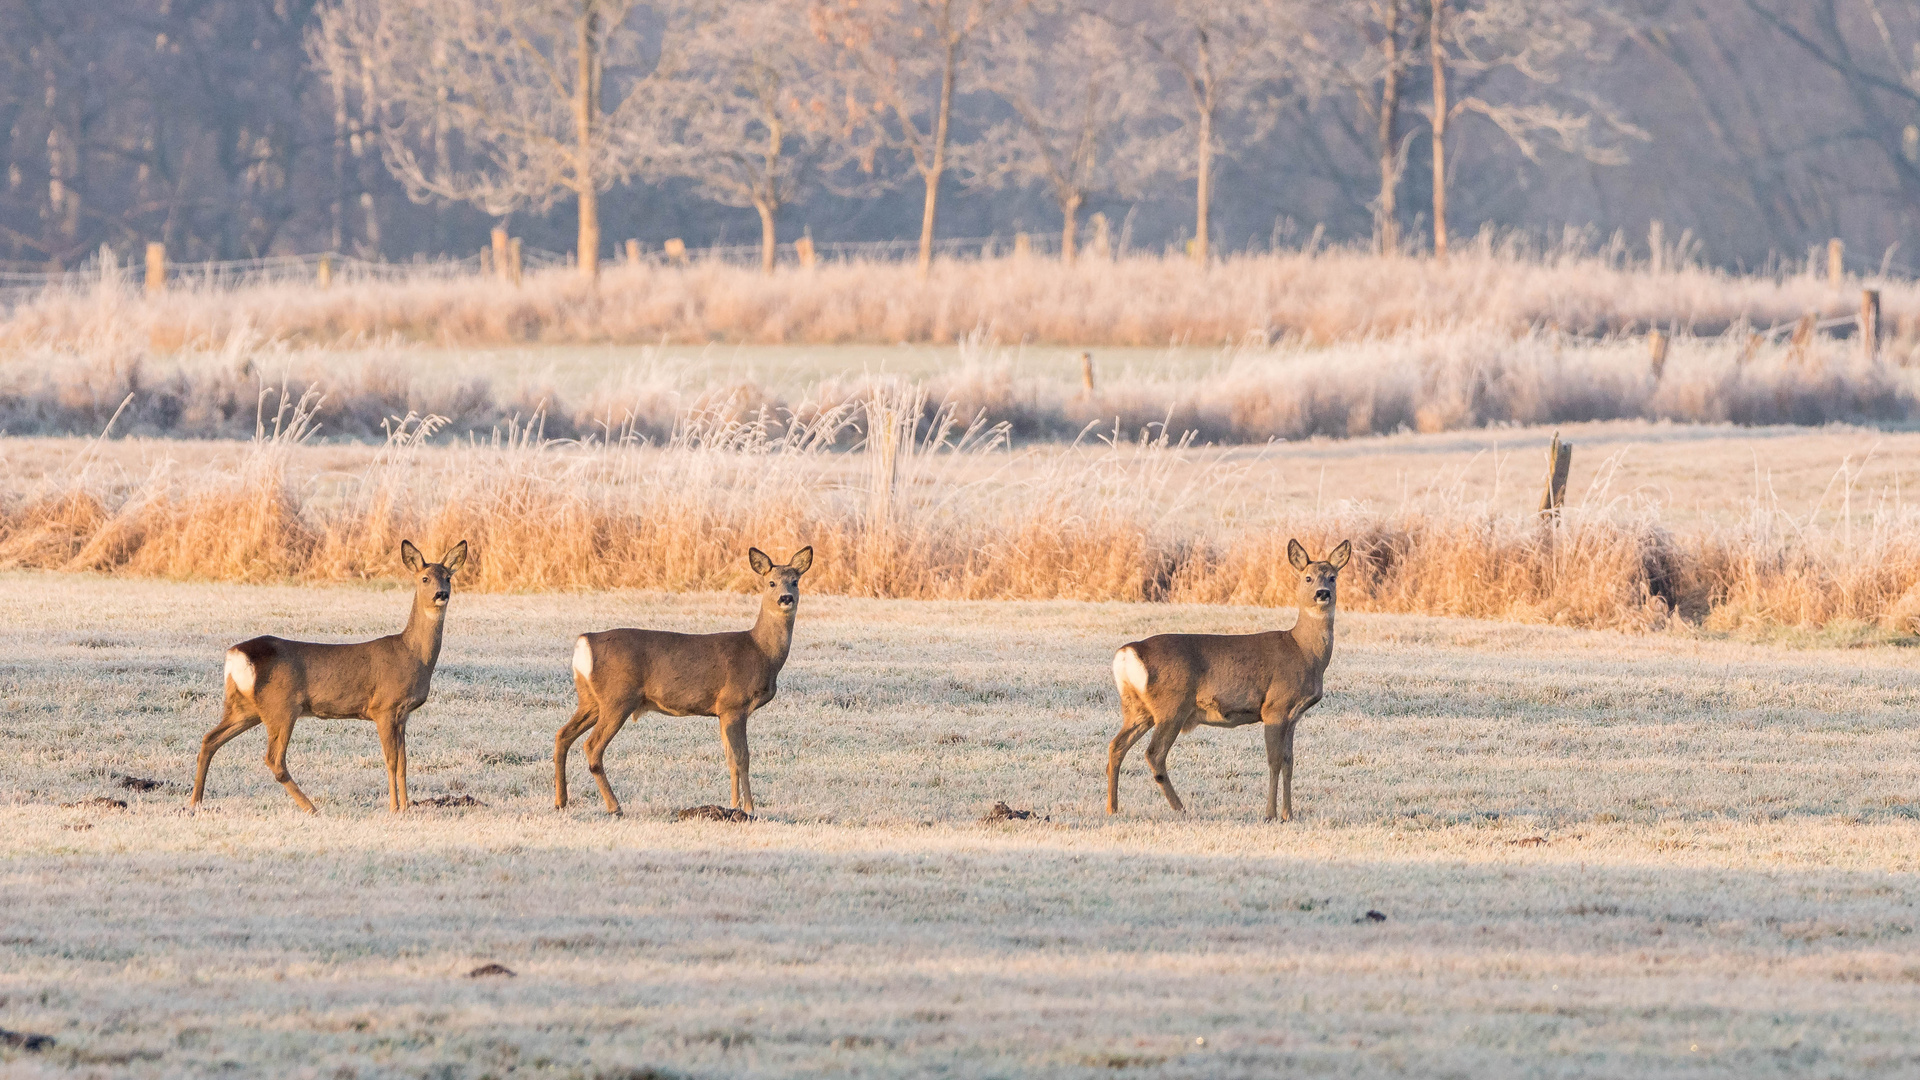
[4,573,1920,1077]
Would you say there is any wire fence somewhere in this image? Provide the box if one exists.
[0,233,1085,308]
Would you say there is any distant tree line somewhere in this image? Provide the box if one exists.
[0,0,1909,274]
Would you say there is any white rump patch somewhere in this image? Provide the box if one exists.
[1113,646,1149,696]
[572,636,593,681]
[224,648,256,696]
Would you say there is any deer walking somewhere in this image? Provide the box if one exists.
[188,540,468,814]
[1107,539,1350,822]
[555,546,813,817]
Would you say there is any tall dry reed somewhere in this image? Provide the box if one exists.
[5,397,1919,638]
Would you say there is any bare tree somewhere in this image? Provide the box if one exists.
[1128,0,1293,263]
[1425,0,1641,258]
[311,0,660,281]
[1302,1,1422,252]
[653,0,841,273]
[812,0,1015,277]
[959,2,1168,262]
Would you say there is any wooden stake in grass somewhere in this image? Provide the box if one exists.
[508,237,523,286]
[796,234,816,270]
[317,254,333,290]
[1539,433,1572,518]
[145,243,166,296]
[665,238,688,266]
[1080,351,1096,396]
[1647,329,1668,383]
[625,239,641,267]
[1862,289,1881,363]
[1014,232,1031,259]
[492,228,511,283]
[1829,238,1845,289]
[1789,313,1816,367]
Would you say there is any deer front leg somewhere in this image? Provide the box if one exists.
[375,714,407,813]
[263,714,316,814]
[1262,721,1287,822]
[394,713,412,812]
[720,711,753,814]
[553,702,596,809]
[1143,716,1187,814]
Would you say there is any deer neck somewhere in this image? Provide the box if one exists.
[1288,603,1335,672]
[400,594,447,670]
[750,600,796,665]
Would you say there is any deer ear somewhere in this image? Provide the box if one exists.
[441,541,468,573]
[789,546,813,574]
[748,547,773,575]
[1327,540,1351,571]
[401,540,425,572]
[1287,539,1310,572]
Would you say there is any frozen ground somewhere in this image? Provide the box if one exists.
[3,573,1920,1077]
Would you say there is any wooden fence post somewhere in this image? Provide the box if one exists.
[1862,288,1882,362]
[317,253,333,289]
[1788,313,1816,367]
[795,234,816,269]
[1089,213,1111,261]
[1539,432,1572,518]
[492,228,510,283]
[1829,238,1845,289]
[664,237,687,265]
[1080,351,1096,396]
[145,242,166,296]
[508,237,522,285]
[1014,232,1032,258]
[625,239,641,267]
[1647,329,1668,382]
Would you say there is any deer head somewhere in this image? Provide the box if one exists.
[749,546,813,615]
[401,539,469,608]
[1287,538,1350,612]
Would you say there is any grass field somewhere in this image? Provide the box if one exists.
[5,572,1920,1077]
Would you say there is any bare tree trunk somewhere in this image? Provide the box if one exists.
[1376,0,1402,254]
[330,70,348,252]
[1195,108,1212,264]
[756,198,778,274]
[1429,0,1449,262]
[575,3,601,282]
[1061,190,1081,265]
[918,38,958,278]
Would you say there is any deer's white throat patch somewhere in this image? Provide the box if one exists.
[224,649,256,696]
[572,636,593,680]
[1113,646,1149,695]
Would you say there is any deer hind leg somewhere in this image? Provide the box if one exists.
[1106,690,1155,814]
[719,710,753,814]
[262,712,316,815]
[553,700,597,810]
[583,699,637,817]
[190,697,261,809]
[1143,711,1189,814]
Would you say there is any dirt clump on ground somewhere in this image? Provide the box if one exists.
[675,805,752,823]
[982,802,1045,822]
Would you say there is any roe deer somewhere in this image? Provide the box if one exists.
[555,546,813,817]
[188,540,468,814]
[1108,538,1350,822]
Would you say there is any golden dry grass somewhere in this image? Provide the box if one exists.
[2,409,1918,639]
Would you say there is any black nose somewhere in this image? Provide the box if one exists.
[1314,589,1332,603]
[434,591,450,602]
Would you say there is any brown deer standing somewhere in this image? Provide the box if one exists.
[555,546,813,817]
[1108,539,1350,821]
[188,540,468,814]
